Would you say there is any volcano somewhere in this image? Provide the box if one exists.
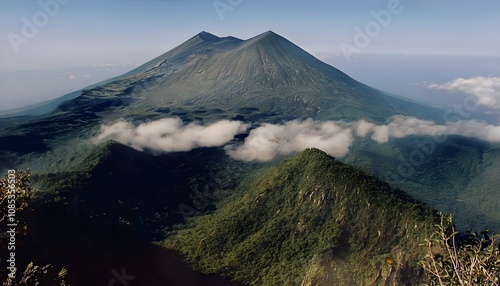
[1,31,440,123]
[127,30,441,122]
[0,31,498,232]
[1,30,499,286]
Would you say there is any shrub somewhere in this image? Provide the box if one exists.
[1,170,69,286]
[419,214,500,285]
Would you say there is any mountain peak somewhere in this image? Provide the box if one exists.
[245,30,285,44]
[193,31,243,44]
[165,148,438,285]
[261,30,278,37]
[196,31,222,42]
[19,30,442,124]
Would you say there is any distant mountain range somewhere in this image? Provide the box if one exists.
[0,30,499,285]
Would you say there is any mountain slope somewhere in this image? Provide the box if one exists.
[32,140,254,232]
[120,31,442,122]
[0,30,440,172]
[460,146,500,221]
[0,30,497,232]
[344,135,500,231]
[164,148,439,285]
[12,31,440,125]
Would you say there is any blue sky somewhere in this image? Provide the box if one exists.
[1,0,500,114]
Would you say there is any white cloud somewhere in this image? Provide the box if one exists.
[228,116,500,162]
[355,120,375,137]
[354,115,500,144]
[445,120,500,143]
[93,118,249,152]
[428,76,500,109]
[368,116,447,143]
[68,75,77,80]
[92,116,500,163]
[225,119,354,162]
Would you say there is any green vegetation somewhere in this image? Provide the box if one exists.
[0,29,499,233]
[1,163,246,285]
[164,148,440,285]
[2,263,69,286]
[420,214,500,285]
[2,149,498,286]
[0,31,499,285]
[0,170,69,286]
[0,170,31,224]
[345,136,500,232]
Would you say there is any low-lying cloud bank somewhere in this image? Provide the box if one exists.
[427,76,500,110]
[93,116,500,162]
[356,116,500,144]
[93,118,249,152]
[225,119,353,161]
